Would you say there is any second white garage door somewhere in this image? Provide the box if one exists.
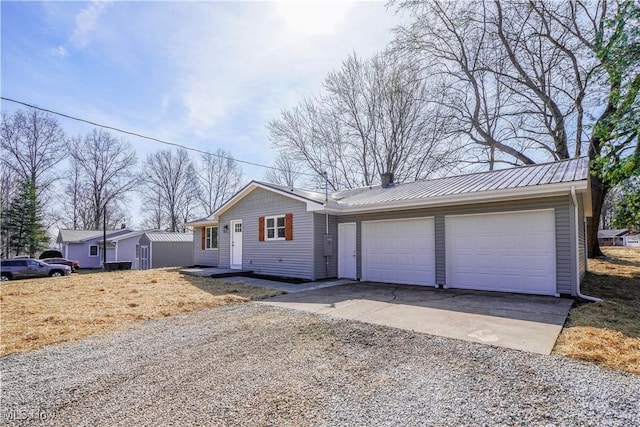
[445,210,556,295]
[362,218,435,286]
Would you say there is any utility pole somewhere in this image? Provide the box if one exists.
[102,203,107,268]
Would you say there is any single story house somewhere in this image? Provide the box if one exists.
[597,229,636,247]
[57,228,134,269]
[57,229,194,269]
[188,157,591,297]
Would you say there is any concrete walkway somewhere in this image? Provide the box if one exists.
[259,282,574,355]
[225,276,356,293]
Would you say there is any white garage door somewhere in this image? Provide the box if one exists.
[362,218,435,286]
[446,210,556,295]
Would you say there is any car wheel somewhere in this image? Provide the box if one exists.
[0,274,9,281]
[50,271,63,277]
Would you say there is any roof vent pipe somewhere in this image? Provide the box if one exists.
[381,172,394,188]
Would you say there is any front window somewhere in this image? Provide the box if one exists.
[265,215,286,240]
[205,226,218,249]
[89,245,98,257]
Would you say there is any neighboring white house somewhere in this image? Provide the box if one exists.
[623,234,640,247]
[597,229,628,246]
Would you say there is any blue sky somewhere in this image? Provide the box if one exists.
[1,1,404,180]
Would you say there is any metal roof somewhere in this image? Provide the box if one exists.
[203,157,590,220]
[107,230,158,242]
[597,229,628,238]
[145,232,194,243]
[332,157,589,207]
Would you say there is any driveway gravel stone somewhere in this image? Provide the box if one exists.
[1,303,638,426]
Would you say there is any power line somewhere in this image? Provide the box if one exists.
[0,96,319,178]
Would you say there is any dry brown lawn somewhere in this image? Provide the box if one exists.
[0,269,283,356]
[554,247,640,375]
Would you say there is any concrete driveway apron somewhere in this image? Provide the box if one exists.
[258,282,573,354]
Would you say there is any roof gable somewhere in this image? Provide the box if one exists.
[210,181,327,219]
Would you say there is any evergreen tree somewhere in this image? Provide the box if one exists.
[1,180,48,256]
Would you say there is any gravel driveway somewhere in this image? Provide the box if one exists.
[2,303,638,426]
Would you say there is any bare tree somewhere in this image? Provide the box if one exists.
[269,50,460,190]
[196,148,243,215]
[1,109,68,193]
[264,152,303,188]
[144,148,200,232]
[394,0,639,256]
[68,129,138,230]
[140,191,166,230]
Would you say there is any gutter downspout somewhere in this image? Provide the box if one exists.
[571,186,601,302]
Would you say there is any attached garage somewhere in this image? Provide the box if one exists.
[362,218,436,286]
[445,210,556,295]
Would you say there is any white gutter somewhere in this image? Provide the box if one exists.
[571,186,601,302]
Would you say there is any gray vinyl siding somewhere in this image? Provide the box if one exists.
[337,196,576,296]
[313,213,338,280]
[578,194,587,281]
[66,243,101,269]
[192,226,218,267]
[149,242,193,268]
[556,206,573,295]
[434,215,446,286]
[115,237,139,269]
[218,188,314,279]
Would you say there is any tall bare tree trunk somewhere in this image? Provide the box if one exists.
[587,174,608,258]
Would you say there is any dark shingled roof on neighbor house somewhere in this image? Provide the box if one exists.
[331,156,589,207]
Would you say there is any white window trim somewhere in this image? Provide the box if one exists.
[89,245,99,257]
[205,226,218,250]
[265,215,286,241]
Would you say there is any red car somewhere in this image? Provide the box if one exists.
[42,257,80,272]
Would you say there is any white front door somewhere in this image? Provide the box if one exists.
[230,220,243,269]
[338,223,357,279]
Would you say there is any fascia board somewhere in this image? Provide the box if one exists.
[185,220,219,227]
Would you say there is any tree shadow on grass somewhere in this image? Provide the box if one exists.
[178,272,285,301]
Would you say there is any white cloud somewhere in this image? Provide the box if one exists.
[275,1,353,36]
[50,46,68,58]
[168,1,401,139]
[70,0,112,48]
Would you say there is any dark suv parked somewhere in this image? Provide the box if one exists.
[39,250,63,260]
[0,259,72,281]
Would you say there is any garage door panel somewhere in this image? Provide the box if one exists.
[363,218,435,286]
[446,211,556,295]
